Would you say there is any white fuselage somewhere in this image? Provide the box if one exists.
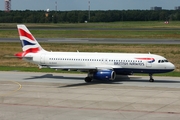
[24,51,175,74]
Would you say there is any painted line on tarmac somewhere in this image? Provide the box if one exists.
[0,103,180,115]
[0,80,22,97]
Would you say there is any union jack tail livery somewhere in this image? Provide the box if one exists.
[15,25,45,59]
[17,24,44,52]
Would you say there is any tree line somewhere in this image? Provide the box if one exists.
[0,10,180,23]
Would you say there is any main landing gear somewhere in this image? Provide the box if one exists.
[149,74,154,82]
[85,77,92,83]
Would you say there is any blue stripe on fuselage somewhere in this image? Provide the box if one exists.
[114,68,174,75]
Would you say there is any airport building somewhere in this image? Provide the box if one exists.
[151,6,162,10]
[175,6,180,10]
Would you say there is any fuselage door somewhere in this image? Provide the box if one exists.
[40,53,46,64]
[146,61,152,67]
[146,57,152,67]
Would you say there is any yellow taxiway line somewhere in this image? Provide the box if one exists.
[0,80,22,97]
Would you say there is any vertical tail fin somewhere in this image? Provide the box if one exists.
[15,25,45,59]
[17,24,44,52]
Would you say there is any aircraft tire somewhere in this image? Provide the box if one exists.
[85,77,92,83]
[149,79,154,82]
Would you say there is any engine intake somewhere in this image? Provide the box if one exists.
[90,70,116,80]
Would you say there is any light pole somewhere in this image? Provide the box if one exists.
[88,1,90,21]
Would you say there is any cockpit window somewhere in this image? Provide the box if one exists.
[158,59,169,63]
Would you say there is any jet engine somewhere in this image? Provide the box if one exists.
[89,70,116,80]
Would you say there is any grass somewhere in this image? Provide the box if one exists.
[1,21,180,39]
[1,21,180,28]
[1,29,180,39]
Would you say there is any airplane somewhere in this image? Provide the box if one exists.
[15,24,175,83]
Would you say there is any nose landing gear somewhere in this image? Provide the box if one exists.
[149,74,154,82]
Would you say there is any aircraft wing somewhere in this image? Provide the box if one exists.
[46,65,121,70]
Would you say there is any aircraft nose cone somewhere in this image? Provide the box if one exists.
[168,63,175,71]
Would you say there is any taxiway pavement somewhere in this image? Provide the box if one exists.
[0,71,180,120]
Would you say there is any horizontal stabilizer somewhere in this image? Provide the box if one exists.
[5,55,33,60]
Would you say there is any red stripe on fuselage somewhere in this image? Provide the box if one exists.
[18,29,35,41]
[135,58,154,61]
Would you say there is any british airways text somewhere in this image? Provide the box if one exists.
[114,62,145,66]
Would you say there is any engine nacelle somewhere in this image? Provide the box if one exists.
[90,70,116,80]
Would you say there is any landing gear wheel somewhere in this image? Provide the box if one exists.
[85,77,92,83]
[149,74,154,82]
[149,79,154,82]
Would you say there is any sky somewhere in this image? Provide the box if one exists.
[1,0,180,11]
